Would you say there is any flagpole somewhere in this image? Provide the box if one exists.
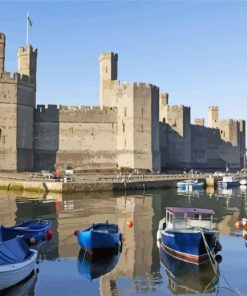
[26,11,29,45]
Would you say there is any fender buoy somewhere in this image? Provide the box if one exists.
[127,220,133,228]
[74,229,79,236]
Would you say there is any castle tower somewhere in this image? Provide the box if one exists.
[208,106,219,128]
[0,33,6,74]
[99,52,118,108]
[18,45,37,85]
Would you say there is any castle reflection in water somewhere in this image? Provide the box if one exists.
[0,187,246,295]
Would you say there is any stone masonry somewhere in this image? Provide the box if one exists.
[0,33,245,172]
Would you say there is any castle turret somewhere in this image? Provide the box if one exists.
[208,106,218,128]
[99,52,118,108]
[18,45,37,85]
[0,33,6,74]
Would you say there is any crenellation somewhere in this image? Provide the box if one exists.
[0,72,19,83]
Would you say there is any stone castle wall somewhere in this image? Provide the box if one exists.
[34,105,118,170]
[0,32,245,172]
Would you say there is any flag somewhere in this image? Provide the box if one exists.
[28,16,33,27]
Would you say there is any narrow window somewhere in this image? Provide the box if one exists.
[106,66,108,73]
[141,124,144,133]
[124,108,127,117]
[3,135,5,143]
[0,129,1,141]
[142,108,144,118]
[122,122,125,133]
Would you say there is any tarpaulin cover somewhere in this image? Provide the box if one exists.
[0,226,31,265]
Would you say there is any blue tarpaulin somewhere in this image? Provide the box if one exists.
[0,226,31,265]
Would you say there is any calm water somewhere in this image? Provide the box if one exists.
[0,187,247,296]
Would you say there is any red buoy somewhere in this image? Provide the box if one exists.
[46,230,53,241]
[235,221,243,229]
[127,220,133,228]
[74,229,79,236]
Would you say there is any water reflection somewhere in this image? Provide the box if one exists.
[0,271,37,296]
[159,249,219,294]
[77,249,120,281]
[0,188,246,295]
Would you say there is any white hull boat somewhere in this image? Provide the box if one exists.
[0,249,38,290]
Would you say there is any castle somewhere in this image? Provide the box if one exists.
[0,33,245,172]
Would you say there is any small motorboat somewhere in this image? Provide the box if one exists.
[0,227,38,290]
[74,221,122,255]
[217,176,239,188]
[176,180,204,189]
[239,178,247,185]
[157,207,221,264]
[77,248,120,281]
[2,219,52,244]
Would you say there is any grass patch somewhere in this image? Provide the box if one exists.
[24,187,45,193]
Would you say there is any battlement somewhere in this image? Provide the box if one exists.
[208,106,219,111]
[35,104,118,123]
[36,104,118,113]
[0,33,5,42]
[0,72,18,82]
[99,52,118,61]
[166,104,190,111]
[18,45,38,56]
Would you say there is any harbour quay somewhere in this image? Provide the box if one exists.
[0,172,208,193]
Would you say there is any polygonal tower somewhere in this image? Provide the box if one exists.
[208,106,219,128]
[18,45,37,85]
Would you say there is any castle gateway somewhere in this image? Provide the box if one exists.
[0,33,245,172]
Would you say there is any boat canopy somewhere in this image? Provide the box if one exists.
[0,226,31,265]
[166,207,215,215]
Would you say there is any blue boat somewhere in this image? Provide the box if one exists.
[1,219,52,244]
[75,221,122,255]
[159,248,219,294]
[218,176,239,188]
[157,207,221,264]
[176,180,204,189]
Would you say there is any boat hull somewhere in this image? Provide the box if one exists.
[217,181,239,188]
[77,229,121,254]
[0,250,38,290]
[160,229,218,264]
[4,220,52,243]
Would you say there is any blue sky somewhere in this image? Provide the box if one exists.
[1,1,247,123]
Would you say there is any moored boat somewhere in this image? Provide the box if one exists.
[217,176,239,188]
[0,228,38,290]
[157,207,221,264]
[1,219,52,244]
[74,221,122,255]
[176,180,204,189]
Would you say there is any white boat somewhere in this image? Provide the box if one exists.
[217,176,239,188]
[0,232,38,291]
[240,179,247,185]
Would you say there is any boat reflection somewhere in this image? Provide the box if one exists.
[159,248,219,294]
[0,270,37,296]
[77,248,121,281]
